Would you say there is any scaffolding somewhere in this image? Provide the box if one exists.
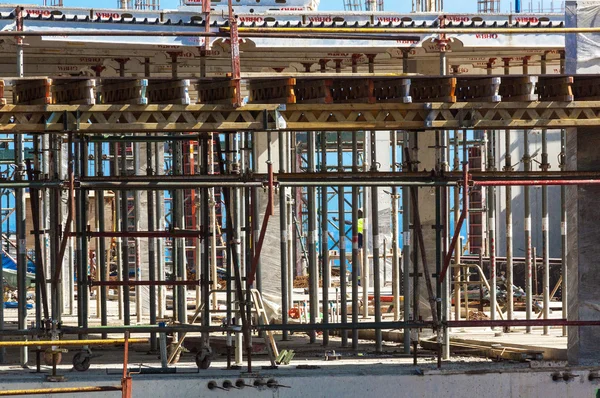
[0,5,589,375]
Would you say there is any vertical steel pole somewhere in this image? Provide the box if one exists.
[402,131,411,354]
[15,6,27,365]
[351,131,359,350]
[560,129,567,337]
[155,140,165,319]
[362,134,370,320]
[146,139,157,351]
[120,142,130,325]
[391,131,400,322]
[113,143,123,321]
[337,132,348,347]
[370,131,382,352]
[134,141,142,324]
[201,137,212,359]
[487,130,497,324]
[453,131,461,323]
[504,58,514,327]
[96,141,108,335]
[524,130,532,333]
[321,132,330,346]
[307,132,318,343]
[541,129,550,335]
[279,131,289,341]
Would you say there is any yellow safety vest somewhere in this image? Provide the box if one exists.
[357,218,364,234]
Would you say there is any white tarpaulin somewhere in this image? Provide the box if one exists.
[566,1,600,73]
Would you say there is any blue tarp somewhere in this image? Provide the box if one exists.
[2,252,36,274]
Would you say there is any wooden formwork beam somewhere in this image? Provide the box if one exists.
[499,76,538,102]
[51,79,96,105]
[147,79,190,105]
[196,79,239,105]
[248,78,296,104]
[13,78,52,105]
[97,78,148,105]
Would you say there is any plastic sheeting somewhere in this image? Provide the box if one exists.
[566,1,600,73]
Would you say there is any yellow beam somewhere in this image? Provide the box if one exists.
[0,386,121,396]
[0,338,148,347]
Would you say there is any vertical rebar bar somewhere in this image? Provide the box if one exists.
[370,131,382,352]
[524,130,532,333]
[321,132,330,346]
[351,131,359,350]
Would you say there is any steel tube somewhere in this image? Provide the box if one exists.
[542,129,550,335]
[0,338,147,347]
[370,130,382,352]
[0,386,122,396]
[337,131,348,347]
[351,131,359,350]
[560,129,568,337]
[90,280,199,287]
[487,130,497,324]
[95,141,108,335]
[119,142,130,326]
[146,138,157,351]
[524,130,532,333]
[505,128,514,326]
[320,132,330,345]
[402,131,411,354]
[279,130,289,341]
[307,131,318,343]
[391,131,400,323]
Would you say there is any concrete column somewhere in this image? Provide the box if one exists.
[566,127,600,365]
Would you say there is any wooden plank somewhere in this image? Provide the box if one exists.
[498,76,538,102]
[51,79,95,105]
[410,77,457,103]
[248,78,296,104]
[97,79,148,105]
[456,77,501,102]
[13,78,52,105]
[295,79,333,104]
[537,76,573,102]
[196,79,238,105]
[0,80,5,105]
[572,76,600,101]
[147,79,190,105]
[373,78,412,103]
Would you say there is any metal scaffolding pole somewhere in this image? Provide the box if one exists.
[307,131,318,343]
[370,130,382,352]
[146,138,157,352]
[15,8,27,365]
[95,141,108,334]
[155,139,165,320]
[541,129,550,335]
[320,132,330,346]
[524,130,533,333]
[351,131,359,350]
[402,131,411,354]
[337,131,348,347]
[560,129,568,337]
[120,142,130,325]
[391,130,400,322]
[487,130,497,324]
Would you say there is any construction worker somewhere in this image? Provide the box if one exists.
[333,208,364,249]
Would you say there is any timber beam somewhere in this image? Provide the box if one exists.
[0,102,599,132]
